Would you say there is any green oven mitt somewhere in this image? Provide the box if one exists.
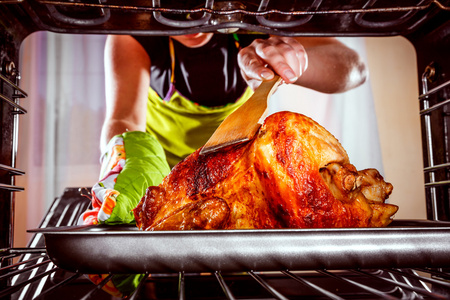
[79,131,171,225]
[87,273,146,298]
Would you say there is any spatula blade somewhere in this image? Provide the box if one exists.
[200,76,282,155]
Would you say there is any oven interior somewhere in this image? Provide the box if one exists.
[1,0,450,299]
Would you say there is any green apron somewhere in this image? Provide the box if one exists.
[145,37,254,168]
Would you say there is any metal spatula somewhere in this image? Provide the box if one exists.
[200,75,282,155]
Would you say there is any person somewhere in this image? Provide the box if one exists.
[80,32,367,298]
[101,33,366,163]
[80,32,367,226]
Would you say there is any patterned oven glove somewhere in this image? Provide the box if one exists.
[87,273,146,298]
[78,131,171,298]
[79,131,171,225]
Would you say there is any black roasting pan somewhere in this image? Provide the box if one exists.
[30,219,450,274]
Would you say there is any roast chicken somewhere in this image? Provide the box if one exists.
[133,111,398,230]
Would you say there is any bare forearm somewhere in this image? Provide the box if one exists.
[100,119,146,153]
[238,36,367,94]
[294,42,367,94]
[101,35,150,153]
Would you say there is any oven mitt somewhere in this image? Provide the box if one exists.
[80,132,170,297]
[79,131,171,225]
[88,273,146,298]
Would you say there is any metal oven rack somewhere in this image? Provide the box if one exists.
[1,188,450,300]
[420,73,450,221]
[0,64,27,298]
[0,70,27,247]
[0,68,27,242]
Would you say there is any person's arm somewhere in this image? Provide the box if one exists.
[238,36,367,93]
[102,34,151,152]
[80,35,171,226]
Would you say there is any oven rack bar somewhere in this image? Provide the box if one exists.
[248,271,290,300]
[0,248,47,268]
[0,250,52,298]
[0,183,24,192]
[0,163,25,176]
[2,256,450,300]
[0,72,27,115]
[0,89,27,114]
[0,165,25,193]
[420,160,445,171]
[419,79,450,115]
[0,73,27,98]
[425,180,450,188]
[420,97,450,115]
[0,163,25,191]
[419,71,450,220]
[214,271,236,300]
[316,269,392,300]
[419,80,450,100]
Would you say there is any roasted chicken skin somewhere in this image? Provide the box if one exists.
[133,111,398,230]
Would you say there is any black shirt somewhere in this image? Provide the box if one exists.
[132,34,267,107]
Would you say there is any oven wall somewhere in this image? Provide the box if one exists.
[14,32,105,248]
[365,36,426,219]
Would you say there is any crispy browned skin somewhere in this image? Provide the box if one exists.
[134,111,398,230]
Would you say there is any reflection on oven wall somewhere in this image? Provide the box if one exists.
[13,32,425,248]
[365,36,425,221]
[15,32,107,248]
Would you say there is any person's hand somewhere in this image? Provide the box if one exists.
[79,131,171,225]
[238,36,308,90]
